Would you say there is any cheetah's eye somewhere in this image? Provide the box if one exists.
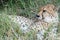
[43,10,46,12]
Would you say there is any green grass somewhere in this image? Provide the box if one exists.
[0,14,37,40]
[0,0,60,40]
[0,0,60,18]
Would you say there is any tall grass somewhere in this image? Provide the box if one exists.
[0,0,60,18]
[0,0,60,40]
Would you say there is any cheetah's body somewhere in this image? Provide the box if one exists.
[8,4,59,40]
[9,11,58,40]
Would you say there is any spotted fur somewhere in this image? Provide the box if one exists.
[9,4,59,40]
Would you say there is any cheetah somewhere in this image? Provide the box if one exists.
[9,4,59,40]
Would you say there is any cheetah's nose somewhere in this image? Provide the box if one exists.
[43,10,46,12]
[36,15,40,17]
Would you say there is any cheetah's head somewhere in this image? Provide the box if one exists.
[36,4,58,23]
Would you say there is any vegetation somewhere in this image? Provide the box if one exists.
[0,0,60,40]
[0,0,60,18]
